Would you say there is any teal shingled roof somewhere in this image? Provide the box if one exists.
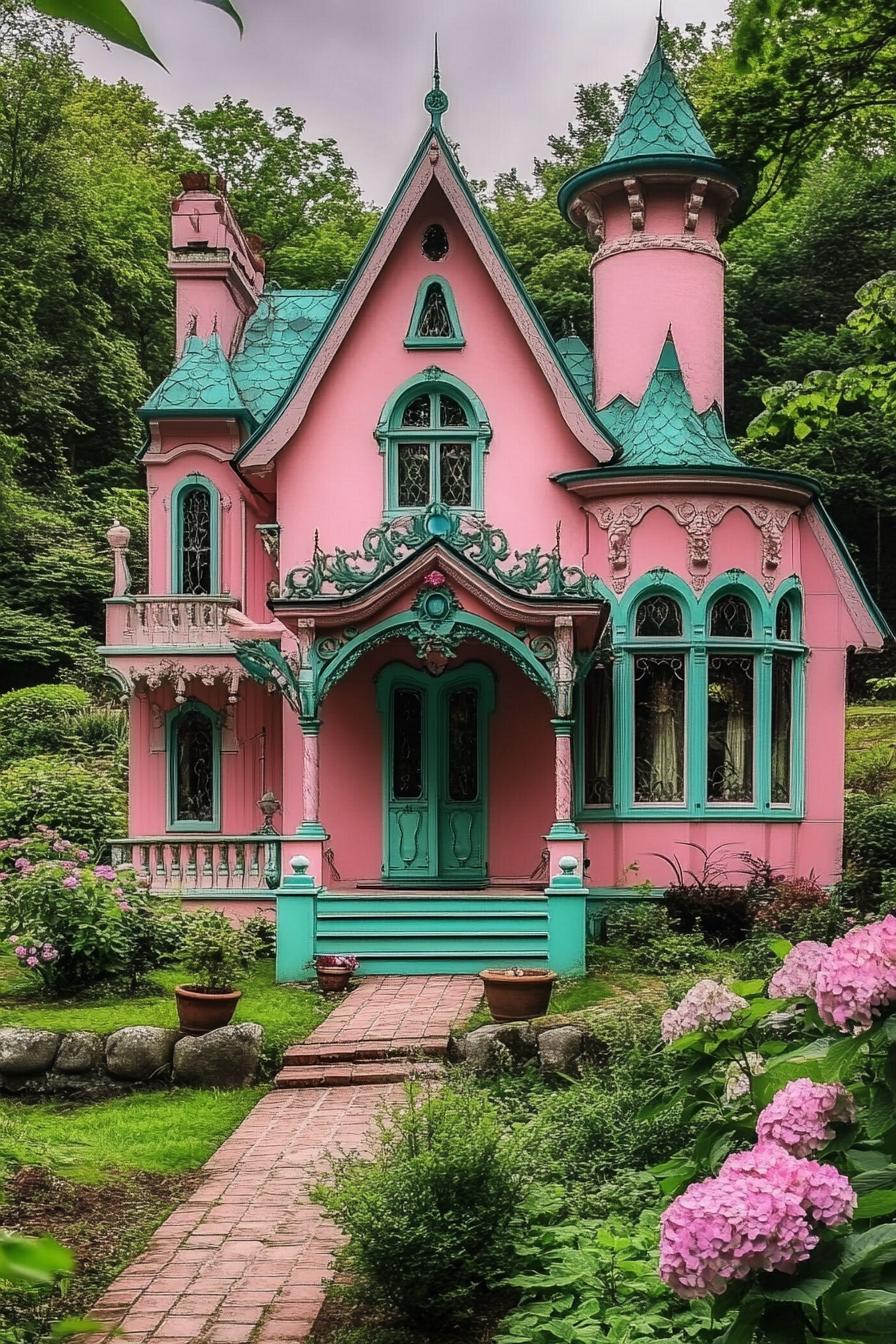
[140,333,250,422]
[231,289,340,422]
[602,333,742,469]
[555,328,594,403]
[602,38,716,167]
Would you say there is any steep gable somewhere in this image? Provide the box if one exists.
[236,113,617,472]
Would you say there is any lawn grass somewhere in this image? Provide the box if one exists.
[0,1087,266,1185]
[0,954,331,1069]
[846,701,896,761]
[456,966,650,1034]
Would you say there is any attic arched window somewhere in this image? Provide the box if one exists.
[404,277,464,349]
[167,701,220,831]
[171,476,220,595]
[377,376,491,514]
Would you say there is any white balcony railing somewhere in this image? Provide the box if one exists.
[106,595,237,648]
[111,835,282,894]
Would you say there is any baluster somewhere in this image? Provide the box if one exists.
[186,843,197,886]
[170,842,181,884]
[217,843,229,887]
[199,843,212,886]
[234,842,246,888]
[153,843,165,883]
[248,843,260,884]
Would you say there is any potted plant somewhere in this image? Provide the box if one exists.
[313,953,359,994]
[478,967,558,1022]
[175,910,259,1034]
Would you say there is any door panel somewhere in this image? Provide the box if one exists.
[381,666,491,883]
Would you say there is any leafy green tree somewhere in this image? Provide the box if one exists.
[175,97,378,288]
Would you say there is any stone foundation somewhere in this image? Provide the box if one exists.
[0,1022,264,1097]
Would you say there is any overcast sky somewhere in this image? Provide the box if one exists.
[77,0,730,204]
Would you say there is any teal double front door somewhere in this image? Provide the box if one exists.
[377,662,495,884]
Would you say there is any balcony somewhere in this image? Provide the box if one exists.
[111,834,282,896]
[105,595,237,649]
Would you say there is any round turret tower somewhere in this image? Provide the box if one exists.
[558,31,738,415]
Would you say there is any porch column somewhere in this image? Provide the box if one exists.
[545,718,586,878]
[292,716,329,885]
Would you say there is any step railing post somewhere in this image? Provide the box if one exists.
[276,854,320,983]
[544,855,588,977]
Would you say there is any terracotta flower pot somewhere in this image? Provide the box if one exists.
[175,985,241,1035]
[478,969,558,1022]
[316,967,353,994]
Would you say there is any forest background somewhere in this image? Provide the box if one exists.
[1,0,894,692]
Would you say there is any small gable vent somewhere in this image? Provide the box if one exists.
[422,223,449,261]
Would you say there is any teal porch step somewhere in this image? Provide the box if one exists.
[314,890,551,975]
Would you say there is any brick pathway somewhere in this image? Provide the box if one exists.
[85,976,480,1344]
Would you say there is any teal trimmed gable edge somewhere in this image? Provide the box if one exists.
[231,119,623,468]
[404,275,465,349]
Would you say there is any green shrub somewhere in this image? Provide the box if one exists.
[0,684,89,765]
[604,900,710,975]
[846,745,896,797]
[180,910,260,992]
[0,756,125,854]
[0,844,181,992]
[847,800,896,868]
[318,1085,528,1325]
[241,910,276,958]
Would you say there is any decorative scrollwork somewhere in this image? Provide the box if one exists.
[230,639,306,716]
[282,509,605,602]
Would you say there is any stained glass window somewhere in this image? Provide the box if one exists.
[634,655,686,802]
[710,594,752,638]
[397,444,430,508]
[174,709,215,823]
[707,655,755,802]
[583,664,613,806]
[392,689,423,799]
[439,443,472,506]
[776,601,792,641]
[422,223,449,261]
[771,655,793,803]
[416,283,453,338]
[178,486,212,594]
[386,387,484,512]
[635,595,682,637]
[447,689,478,801]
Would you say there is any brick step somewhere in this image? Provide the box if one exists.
[274,1060,444,1089]
[282,1040,447,1066]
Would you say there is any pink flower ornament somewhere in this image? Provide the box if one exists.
[422,569,446,587]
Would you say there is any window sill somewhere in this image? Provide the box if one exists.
[575,808,806,823]
[403,337,466,350]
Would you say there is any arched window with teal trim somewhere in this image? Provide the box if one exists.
[576,574,806,820]
[404,276,464,349]
[171,475,220,595]
[167,701,221,831]
[376,374,491,515]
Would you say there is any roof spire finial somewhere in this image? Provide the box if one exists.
[424,33,449,128]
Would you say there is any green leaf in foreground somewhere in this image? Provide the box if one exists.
[31,0,159,63]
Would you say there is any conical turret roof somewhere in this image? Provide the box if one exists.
[558,32,737,220]
[140,332,252,423]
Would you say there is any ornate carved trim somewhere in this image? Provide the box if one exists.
[623,178,645,231]
[593,233,724,265]
[592,502,645,593]
[674,501,727,591]
[128,658,244,705]
[740,503,799,592]
[256,523,280,564]
[684,178,708,233]
[568,192,604,245]
[804,505,881,646]
[283,510,604,602]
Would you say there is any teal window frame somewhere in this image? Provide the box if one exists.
[166,699,222,832]
[376,372,492,516]
[171,474,221,595]
[576,574,806,821]
[404,275,465,349]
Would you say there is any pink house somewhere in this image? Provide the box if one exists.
[102,37,886,977]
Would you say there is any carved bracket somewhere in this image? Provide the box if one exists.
[593,502,645,593]
[569,192,604,245]
[129,658,244,706]
[256,523,281,565]
[684,178,708,233]
[623,178,645,231]
[674,501,727,591]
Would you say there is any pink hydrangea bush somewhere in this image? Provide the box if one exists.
[814,914,896,1032]
[660,979,749,1044]
[0,833,179,993]
[768,940,830,999]
[660,1143,856,1299]
[756,1079,856,1157]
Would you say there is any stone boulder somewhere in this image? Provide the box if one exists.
[172,1023,263,1089]
[55,1031,104,1074]
[0,1028,59,1076]
[537,1026,586,1077]
[105,1027,180,1081]
[462,1022,537,1073]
